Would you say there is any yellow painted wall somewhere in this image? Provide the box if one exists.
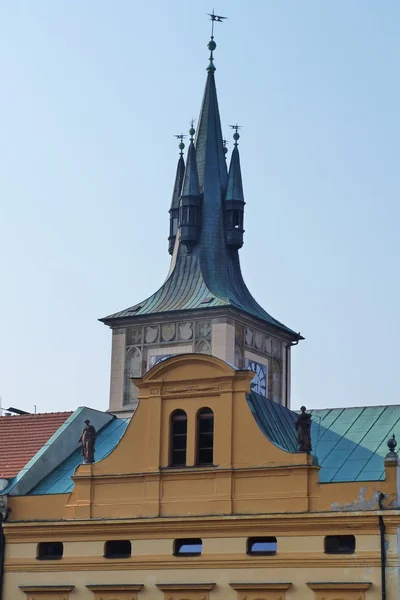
[4,355,400,600]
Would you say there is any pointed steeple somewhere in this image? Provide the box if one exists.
[226,127,244,203]
[225,126,245,249]
[181,125,200,198]
[195,37,228,192]
[168,136,186,255]
[179,124,202,250]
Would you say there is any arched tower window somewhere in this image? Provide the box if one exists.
[170,409,187,467]
[196,408,214,465]
[124,347,142,405]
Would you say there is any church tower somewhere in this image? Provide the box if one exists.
[100,28,302,417]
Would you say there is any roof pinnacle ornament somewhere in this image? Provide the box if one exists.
[230,123,241,146]
[189,118,196,141]
[207,10,227,72]
[174,133,186,156]
[223,138,228,158]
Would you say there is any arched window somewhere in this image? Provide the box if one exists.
[170,409,187,467]
[196,408,214,465]
[124,347,142,405]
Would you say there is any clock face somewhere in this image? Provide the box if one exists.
[247,361,267,396]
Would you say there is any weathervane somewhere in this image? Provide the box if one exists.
[174,133,186,156]
[208,9,227,38]
[206,10,227,72]
[229,123,242,146]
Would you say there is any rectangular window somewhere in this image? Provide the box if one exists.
[104,540,132,558]
[324,535,355,554]
[174,538,202,556]
[37,542,63,560]
[247,536,277,555]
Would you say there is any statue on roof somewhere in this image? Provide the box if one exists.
[296,406,312,453]
[79,419,96,464]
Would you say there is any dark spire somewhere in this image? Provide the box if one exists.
[195,35,228,192]
[168,136,186,255]
[179,124,201,250]
[226,126,244,203]
[101,18,301,342]
[181,125,200,198]
[225,126,245,249]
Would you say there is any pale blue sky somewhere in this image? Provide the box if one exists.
[0,1,399,414]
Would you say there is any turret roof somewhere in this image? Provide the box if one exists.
[101,37,298,339]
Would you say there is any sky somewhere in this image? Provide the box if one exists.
[0,1,399,414]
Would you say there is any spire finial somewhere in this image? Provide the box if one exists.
[230,123,242,146]
[189,119,196,142]
[174,133,186,156]
[386,433,398,458]
[207,10,227,72]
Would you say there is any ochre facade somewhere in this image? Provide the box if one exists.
[4,355,400,599]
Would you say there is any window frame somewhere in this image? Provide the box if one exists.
[104,540,132,559]
[324,534,356,555]
[196,407,214,466]
[173,538,203,557]
[36,541,64,561]
[246,536,277,556]
[169,409,188,467]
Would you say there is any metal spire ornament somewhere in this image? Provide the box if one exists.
[206,9,227,72]
[174,133,186,156]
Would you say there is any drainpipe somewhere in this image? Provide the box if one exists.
[285,334,300,408]
[0,502,9,600]
[378,492,386,600]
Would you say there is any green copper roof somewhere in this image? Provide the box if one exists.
[101,48,298,338]
[248,392,400,483]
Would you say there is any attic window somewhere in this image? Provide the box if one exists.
[37,542,63,560]
[128,306,142,314]
[324,535,355,554]
[105,540,132,559]
[174,538,202,556]
[200,297,214,304]
[247,537,277,555]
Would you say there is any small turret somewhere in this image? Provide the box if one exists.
[179,124,202,251]
[225,125,245,249]
[168,135,186,254]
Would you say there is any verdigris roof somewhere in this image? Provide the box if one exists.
[248,392,399,483]
[30,417,128,495]
[101,44,298,339]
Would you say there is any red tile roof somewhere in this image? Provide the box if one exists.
[0,412,73,478]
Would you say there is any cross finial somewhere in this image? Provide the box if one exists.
[174,133,186,156]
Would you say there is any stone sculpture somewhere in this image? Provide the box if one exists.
[296,406,312,453]
[79,419,96,464]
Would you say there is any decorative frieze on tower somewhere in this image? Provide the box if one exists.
[100,25,302,417]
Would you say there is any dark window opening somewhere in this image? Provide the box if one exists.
[170,409,187,466]
[324,535,355,554]
[105,540,132,559]
[171,217,178,236]
[180,205,198,226]
[174,538,202,556]
[232,210,242,229]
[197,407,214,465]
[37,542,63,560]
[247,537,277,555]
[180,205,189,224]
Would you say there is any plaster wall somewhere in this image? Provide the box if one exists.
[3,563,395,600]
[109,329,126,412]
[212,322,235,364]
